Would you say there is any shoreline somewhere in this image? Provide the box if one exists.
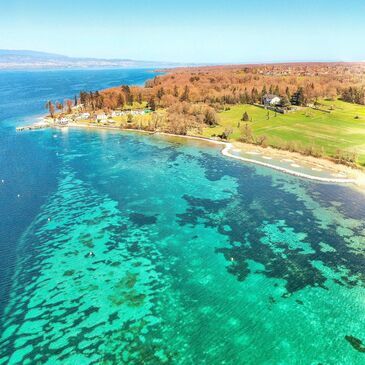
[63,123,365,186]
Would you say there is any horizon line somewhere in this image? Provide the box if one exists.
[1,48,365,66]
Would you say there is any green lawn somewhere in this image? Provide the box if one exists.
[121,101,148,110]
[201,100,365,166]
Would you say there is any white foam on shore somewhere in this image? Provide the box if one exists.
[221,143,356,184]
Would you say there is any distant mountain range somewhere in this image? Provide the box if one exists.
[0,50,188,70]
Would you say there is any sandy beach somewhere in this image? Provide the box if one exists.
[230,141,365,188]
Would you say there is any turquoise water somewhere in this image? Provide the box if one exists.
[0,70,365,364]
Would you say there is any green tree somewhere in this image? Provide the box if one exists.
[261,85,267,98]
[251,88,259,103]
[291,87,306,106]
[242,111,250,121]
[280,95,291,107]
[221,128,233,140]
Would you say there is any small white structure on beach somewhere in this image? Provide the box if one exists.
[96,113,107,121]
[80,112,90,119]
[262,94,281,106]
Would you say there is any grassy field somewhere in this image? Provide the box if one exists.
[120,101,148,110]
[201,100,365,166]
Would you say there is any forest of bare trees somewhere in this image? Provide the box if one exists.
[72,62,365,134]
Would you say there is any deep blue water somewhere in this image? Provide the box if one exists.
[0,68,156,314]
[0,69,365,364]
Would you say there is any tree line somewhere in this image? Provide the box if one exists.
[340,87,365,105]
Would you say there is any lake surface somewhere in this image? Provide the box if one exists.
[0,69,364,364]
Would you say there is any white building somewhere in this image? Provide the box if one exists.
[72,104,83,111]
[262,94,281,106]
[96,113,107,121]
[111,111,124,117]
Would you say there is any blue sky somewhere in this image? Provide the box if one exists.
[1,0,365,63]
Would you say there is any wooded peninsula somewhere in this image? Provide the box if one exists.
[45,62,365,167]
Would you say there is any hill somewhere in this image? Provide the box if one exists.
[0,49,187,70]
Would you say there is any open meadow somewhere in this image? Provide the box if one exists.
[201,100,365,166]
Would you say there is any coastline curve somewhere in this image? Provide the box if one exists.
[49,124,360,184]
[156,133,357,184]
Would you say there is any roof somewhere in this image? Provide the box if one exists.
[263,94,280,99]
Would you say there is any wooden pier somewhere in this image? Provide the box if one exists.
[16,124,49,132]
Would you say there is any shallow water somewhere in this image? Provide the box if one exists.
[0,70,365,364]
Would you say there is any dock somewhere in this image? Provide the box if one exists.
[16,124,50,132]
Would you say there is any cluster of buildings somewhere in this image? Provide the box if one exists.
[53,109,148,126]
[95,109,147,123]
[111,109,147,117]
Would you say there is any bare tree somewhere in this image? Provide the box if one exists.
[45,101,55,117]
